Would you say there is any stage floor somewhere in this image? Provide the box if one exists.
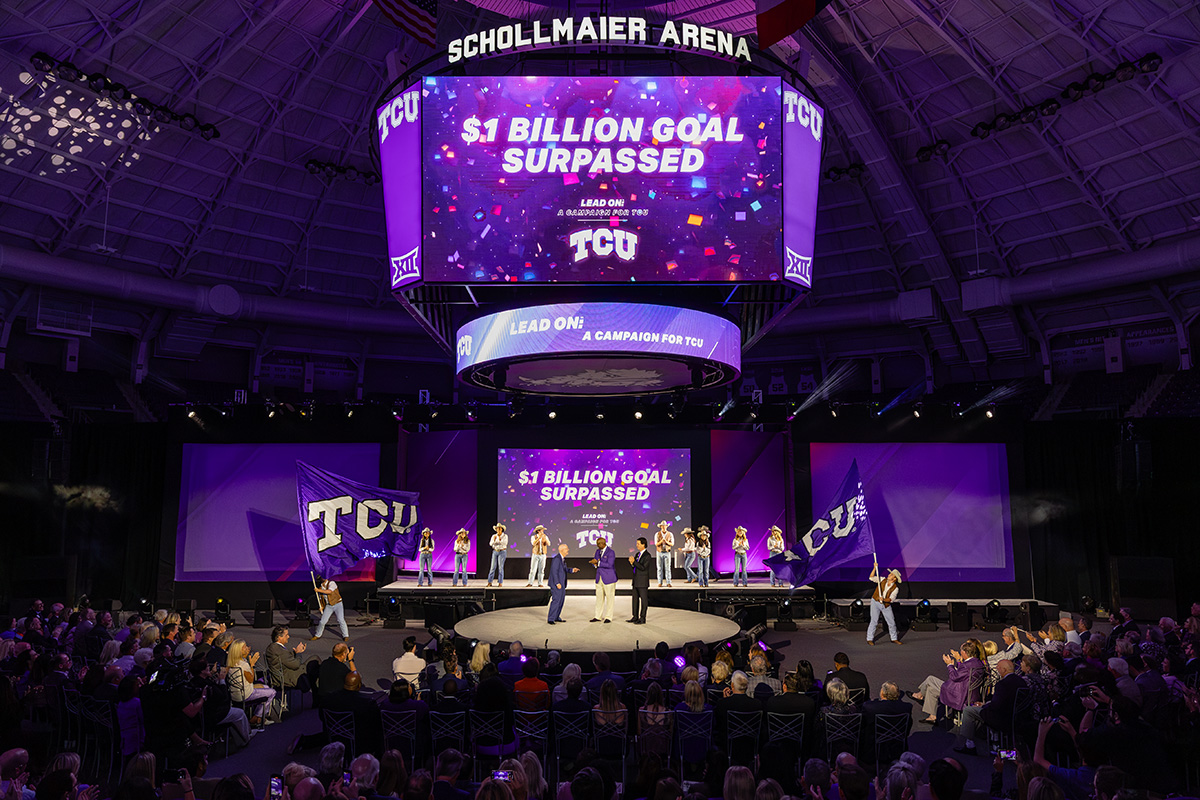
[452,596,741,651]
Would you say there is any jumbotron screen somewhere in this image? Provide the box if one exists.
[497,447,691,556]
[376,75,823,286]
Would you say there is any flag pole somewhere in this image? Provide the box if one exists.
[311,571,325,612]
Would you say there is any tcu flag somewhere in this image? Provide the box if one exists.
[766,459,874,586]
[296,462,421,578]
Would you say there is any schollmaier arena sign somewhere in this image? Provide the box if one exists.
[447,17,753,65]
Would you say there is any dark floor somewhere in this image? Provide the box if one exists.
[200,607,1022,793]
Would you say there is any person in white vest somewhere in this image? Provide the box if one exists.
[867,560,904,645]
[312,577,349,641]
[528,525,550,587]
[654,520,674,587]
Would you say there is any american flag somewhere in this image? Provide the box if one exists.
[376,0,437,47]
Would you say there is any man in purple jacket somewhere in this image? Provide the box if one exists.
[589,536,617,623]
[912,640,987,723]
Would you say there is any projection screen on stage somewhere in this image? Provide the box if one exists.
[497,447,692,557]
[810,442,1014,582]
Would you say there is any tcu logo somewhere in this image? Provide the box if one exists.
[456,335,473,358]
[377,88,419,143]
[783,90,824,143]
[568,228,639,263]
[390,246,421,288]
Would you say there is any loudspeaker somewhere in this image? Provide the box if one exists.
[1020,601,1044,632]
[253,599,273,629]
[948,602,970,632]
[424,602,459,630]
[1110,556,1175,621]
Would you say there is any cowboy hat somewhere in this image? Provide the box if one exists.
[734,526,747,533]
[658,520,670,527]
[888,569,902,582]
[769,525,782,534]
[493,523,506,532]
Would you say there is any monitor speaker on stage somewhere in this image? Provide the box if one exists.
[253,599,273,628]
[948,602,970,632]
[1019,601,1044,632]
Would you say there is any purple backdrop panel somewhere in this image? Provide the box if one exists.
[497,448,691,558]
[176,443,381,581]
[781,81,823,288]
[420,75,786,283]
[376,80,423,289]
[810,442,1014,582]
[711,431,787,572]
[399,431,478,573]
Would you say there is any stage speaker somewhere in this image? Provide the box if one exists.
[948,602,970,632]
[1109,556,1175,621]
[424,602,459,630]
[1019,601,1044,632]
[253,599,273,628]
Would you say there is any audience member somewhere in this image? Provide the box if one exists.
[913,641,986,723]
[825,653,868,697]
[953,659,1023,755]
[324,671,382,753]
[394,638,425,686]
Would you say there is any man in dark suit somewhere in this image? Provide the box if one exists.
[265,625,310,691]
[497,641,525,679]
[954,659,1024,756]
[628,537,651,624]
[318,642,356,696]
[765,671,818,758]
[553,676,592,713]
[547,544,578,624]
[826,652,869,699]
[431,749,471,800]
[860,681,913,761]
[585,651,626,694]
[717,670,763,764]
[322,670,382,754]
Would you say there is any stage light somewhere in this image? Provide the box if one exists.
[345,166,359,181]
[199,124,220,140]
[1039,98,1060,117]
[547,410,556,420]
[849,599,867,622]
[364,173,378,186]
[993,113,1013,131]
[830,404,838,417]
[595,405,605,420]
[715,398,735,420]
[178,113,199,131]
[323,163,339,179]
[187,407,196,419]
[986,405,995,418]
[1114,61,1137,82]
[971,122,992,139]
[427,624,454,645]
[137,597,153,614]
[133,97,154,116]
[669,394,686,419]
[294,597,308,617]
[826,168,841,182]
[87,73,108,94]
[984,599,1005,624]
[214,597,233,623]
[1137,53,1161,73]
[748,402,760,421]
[1063,82,1085,101]
[1019,106,1039,124]
[916,599,933,622]
[383,596,405,628]
[57,61,81,81]
[912,404,921,418]
[1086,72,1107,92]
[153,105,173,123]
[634,407,643,420]
[31,52,56,72]
[1081,595,1096,614]
[306,159,323,174]
[469,638,479,648]
[916,146,933,163]
[934,139,951,157]
[786,401,799,422]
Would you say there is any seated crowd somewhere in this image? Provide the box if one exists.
[1,601,1198,800]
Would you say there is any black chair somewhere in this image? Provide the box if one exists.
[675,710,714,773]
[429,709,467,754]
[872,713,911,765]
[514,709,551,763]
[79,697,120,785]
[823,712,862,761]
[725,709,762,766]
[470,709,517,779]
[847,687,866,706]
[593,708,629,761]
[637,709,674,760]
[553,709,591,768]
[321,709,357,762]
[765,711,806,756]
[381,709,418,765]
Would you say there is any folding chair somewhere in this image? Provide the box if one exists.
[321,709,357,762]
[470,709,516,779]
[515,709,551,763]
[553,709,591,771]
[872,714,911,765]
[430,710,467,754]
[381,709,418,766]
[593,708,628,761]
[765,712,805,754]
[637,709,674,760]
[675,710,713,775]
[847,688,866,706]
[726,709,762,767]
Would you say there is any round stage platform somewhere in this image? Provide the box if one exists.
[452,596,741,652]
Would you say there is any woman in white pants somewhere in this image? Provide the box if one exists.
[867,562,903,645]
[227,640,276,724]
[528,525,550,587]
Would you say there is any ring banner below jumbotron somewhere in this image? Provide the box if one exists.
[455,302,741,394]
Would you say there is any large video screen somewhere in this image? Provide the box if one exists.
[176,443,382,581]
[810,443,1014,582]
[497,447,691,556]
[711,431,787,572]
[415,75,818,283]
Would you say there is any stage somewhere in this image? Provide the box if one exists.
[380,574,812,597]
[451,596,741,652]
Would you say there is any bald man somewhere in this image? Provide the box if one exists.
[547,544,579,625]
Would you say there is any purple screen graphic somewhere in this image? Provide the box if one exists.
[399,431,478,573]
[377,81,423,290]
[781,81,822,288]
[420,75,791,283]
[176,443,382,581]
[711,431,787,572]
[497,448,691,556]
[810,443,1014,582]
[455,302,741,392]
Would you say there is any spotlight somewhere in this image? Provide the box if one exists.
[786,401,799,422]
[363,173,378,186]
[715,398,735,420]
[1019,105,1039,124]
[933,139,951,157]
[986,405,995,419]
[775,598,796,630]
[87,73,108,94]
[109,82,130,101]
[306,159,323,175]
[826,167,842,182]
[427,624,454,646]
[294,596,308,618]
[1080,595,1096,614]
[133,97,154,116]
[669,394,685,419]
[1039,98,1060,117]
[178,113,199,131]
[269,408,277,418]
[673,654,686,670]
[849,598,867,622]
[137,597,153,614]
[993,113,1013,131]
[464,403,476,422]
[31,52,56,72]
[912,405,921,418]
[1114,61,1137,82]
[153,105,173,123]
[916,146,933,163]
[595,405,605,420]
[633,405,644,420]
[345,166,359,181]
[830,404,838,418]
[916,599,933,622]
[748,402,760,421]
[983,599,1005,624]
[383,596,405,628]
[57,61,81,82]
[1062,82,1085,101]
[199,124,220,140]
[971,122,992,139]
[323,163,338,179]
[429,406,439,419]
[214,597,233,623]
[547,410,556,420]
[1137,53,1161,73]
[1086,72,1107,93]
[187,407,197,419]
